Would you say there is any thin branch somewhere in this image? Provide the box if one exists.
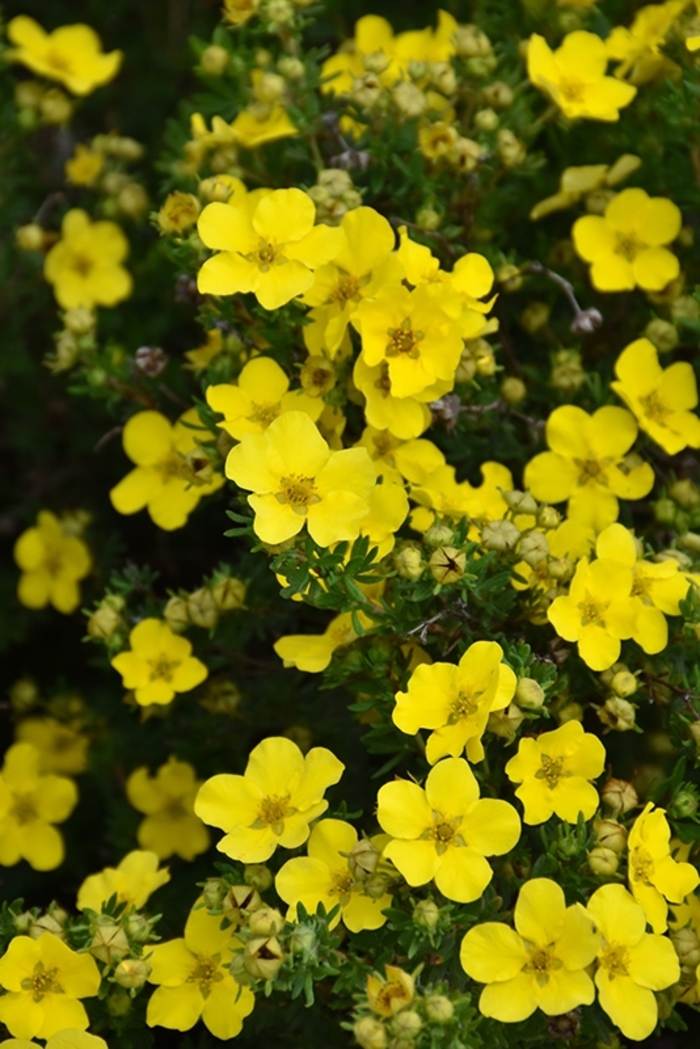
[525,261,603,334]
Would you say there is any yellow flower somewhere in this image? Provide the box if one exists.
[392,641,516,764]
[321,15,399,97]
[353,284,465,399]
[157,191,200,234]
[530,154,641,220]
[14,511,91,614]
[0,743,77,871]
[222,0,260,26]
[225,410,376,546]
[573,188,681,292]
[111,618,208,706]
[207,356,322,441]
[194,736,344,863]
[596,523,690,654]
[15,717,89,775]
[229,104,298,148]
[505,720,606,824]
[461,879,598,1020]
[146,903,254,1038]
[126,758,210,861]
[548,555,638,671]
[183,328,224,370]
[366,965,414,1016]
[276,819,393,932]
[197,189,342,310]
[607,2,686,80]
[44,210,131,310]
[0,933,101,1039]
[587,883,680,1041]
[524,404,654,531]
[352,355,436,439]
[6,17,122,95]
[0,1031,108,1049]
[628,803,699,933]
[274,612,360,673]
[301,206,401,357]
[528,32,637,120]
[65,144,104,186]
[77,849,170,912]
[109,409,223,531]
[612,337,700,455]
[376,757,520,903]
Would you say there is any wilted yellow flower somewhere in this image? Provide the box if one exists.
[195,736,344,862]
[6,16,122,95]
[77,849,170,912]
[157,191,201,234]
[44,209,131,309]
[14,510,91,614]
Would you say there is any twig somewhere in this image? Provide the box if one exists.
[524,261,602,334]
[94,426,123,454]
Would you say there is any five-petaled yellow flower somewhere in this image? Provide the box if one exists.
[126,758,210,861]
[0,742,78,871]
[460,878,599,1021]
[194,736,344,863]
[111,618,208,706]
[6,16,122,95]
[0,933,101,1039]
[146,902,255,1039]
[77,849,170,912]
[392,640,516,764]
[627,803,699,933]
[573,188,681,292]
[527,32,637,121]
[505,720,606,825]
[197,188,343,310]
[206,356,323,441]
[587,883,680,1042]
[376,757,520,903]
[14,510,91,615]
[276,819,393,932]
[225,410,376,546]
[44,210,132,310]
[612,337,700,455]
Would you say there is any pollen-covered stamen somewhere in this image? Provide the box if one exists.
[638,391,671,424]
[148,656,180,683]
[21,962,61,1002]
[614,232,644,262]
[573,457,607,485]
[599,943,630,979]
[423,813,464,855]
[523,945,563,987]
[329,867,355,901]
[187,954,224,998]
[448,690,480,724]
[535,754,568,789]
[385,318,424,359]
[12,793,38,825]
[275,474,321,515]
[248,402,280,427]
[577,593,609,628]
[254,793,296,835]
[331,274,361,303]
[631,846,654,885]
[248,239,285,273]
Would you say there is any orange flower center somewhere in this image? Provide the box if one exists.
[599,943,630,978]
[385,319,424,359]
[21,962,61,1001]
[275,475,320,514]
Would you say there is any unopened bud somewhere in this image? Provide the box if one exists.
[548,557,574,582]
[611,669,637,697]
[244,864,274,892]
[481,81,513,108]
[348,838,380,878]
[114,957,151,989]
[679,532,700,554]
[425,995,454,1024]
[424,522,455,547]
[28,914,65,940]
[481,520,520,552]
[597,696,636,732]
[391,1010,423,1037]
[413,899,439,929]
[501,375,527,405]
[601,778,638,815]
[654,498,677,524]
[224,884,263,922]
[163,595,189,632]
[515,677,545,710]
[243,935,284,980]
[16,223,45,251]
[157,192,200,235]
[90,923,130,964]
[518,532,548,566]
[9,678,39,713]
[474,107,498,131]
[671,926,700,968]
[202,878,228,910]
[212,576,246,610]
[124,913,153,943]
[200,45,230,76]
[487,702,525,741]
[644,318,678,354]
[593,819,627,854]
[429,546,466,585]
[588,846,619,876]
[354,1016,388,1049]
[87,604,123,640]
[394,544,425,581]
[670,480,700,509]
[248,907,284,937]
[187,587,219,629]
[503,490,539,515]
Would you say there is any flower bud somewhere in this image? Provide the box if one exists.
[550,349,585,394]
[481,520,520,552]
[289,925,316,954]
[597,696,636,732]
[454,24,492,58]
[481,81,513,108]
[474,107,498,131]
[393,81,427,118]
[364,873,390,900]
[63,307,95,335]
[671,926,700,968]
[16,223,46,251]
[394,544,425,581]
[429,546,466,585]
[300,356,336,397]
[118,183,149,219]
[202,878,228,910]
[28,913,65,940]
[163,595,189,632]
[106,989,132,1017]
[243,935,284,980]
[224,884,263,922]
[243,863,273,892]
[515,677,545,711]
[548,557,574,582]
[501,376,527,405]
[348,838,380,878]
[187,587,219,629]
[157,192,201,234]
[593,819,627,854]
[669,789,699,819]
[588,847,619,876]
[87,604,123,640]
[518,532,548,566]
[114,957,151,989]
[124,913,154,943]
[40,88,72,123]
[90,923,130,964]
[412,899,439,929]
[610,669,637,697]
[200,45,230,76]
[212,576,246,611]
[487,702,525,741]
[557,701,584,724]
[9,678,39,713]
[497,129,525,168]
[425,995,454,1023]
[423,522,455,547]
[671,295,699,322]
[601,778,638,815]
[199,680,242,717]
[496,264,522,291]
[670,479,700,509]
[278,56,305,79]
[266,0,294,24]
[391,1010,422,1036]
[644,318,678,354]
[248,907,284,937]
[354,1016,388,1049]
[15,80,44,109]
[679,531,700,554]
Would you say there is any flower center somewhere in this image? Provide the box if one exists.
[163,798,189,820]
[275,475,320,514]
[374,364,393,397]
[148,657,180,683]
[631,572,652,601]
[448,690,479,723]
[255,793,292,834]
[614,232,643,262]
[599,943,630,978]
[638,391,671,424]
[574,457,606,485]
[251,239,284,272]
[535,754,568,789]
[46,50,72,73]
[385,319,424,359]
[330,868,355,900]
[523,945,563,987]
[248,402,280,427]
[559,78,585,103]
[631,845,655,885]
[21,962,61,1001]
[188,954,223,997]
[424,813,464,854]
[70,252,95,278]
[11,793,38,825]
[331,274,361,303]
[577,594,608,628]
